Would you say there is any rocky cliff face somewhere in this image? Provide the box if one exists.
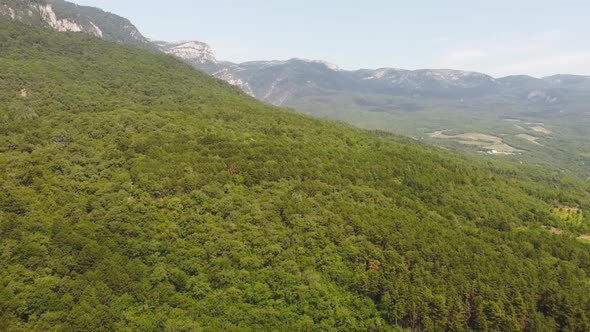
[152,40,257,96]
[0,0,153,49]
[155,40,218,65]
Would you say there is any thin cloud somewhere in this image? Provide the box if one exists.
[442,31,561,64]
[491,51,590,77]
[437,31,590,76]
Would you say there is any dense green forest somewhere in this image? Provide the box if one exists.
[1,20,590,331]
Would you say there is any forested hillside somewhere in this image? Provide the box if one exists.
[1,20,590,331]
[199,60,590,178]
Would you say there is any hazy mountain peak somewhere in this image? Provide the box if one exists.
[290,58,341,71]
[154,40,218,64]
[421,68,494,79]
[237,58,340,71]
[362,68,405,80]
[542,74,590,88]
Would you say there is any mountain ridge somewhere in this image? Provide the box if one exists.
[2,0,588,104]
[0,0,154,49]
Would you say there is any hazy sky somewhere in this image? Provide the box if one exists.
[73,0,590,77]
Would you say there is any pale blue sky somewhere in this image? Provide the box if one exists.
[73,0,590,77]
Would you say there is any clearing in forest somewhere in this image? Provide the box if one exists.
[530,125,552,134]
[516,134,541,145]
[430,130,520,154]
[551,206,584,225]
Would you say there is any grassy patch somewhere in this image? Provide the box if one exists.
[516,134,541,145]
[551,206,584,225]
[430,131,520,154]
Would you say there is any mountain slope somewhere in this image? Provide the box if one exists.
[0,0,153,49]
[2,19,590,331]
[3,0,589,176]
[203,58,590,177]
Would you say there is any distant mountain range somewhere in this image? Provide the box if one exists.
[2,0,590,176]
[4,0,588,107]
[155,40,590,109]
